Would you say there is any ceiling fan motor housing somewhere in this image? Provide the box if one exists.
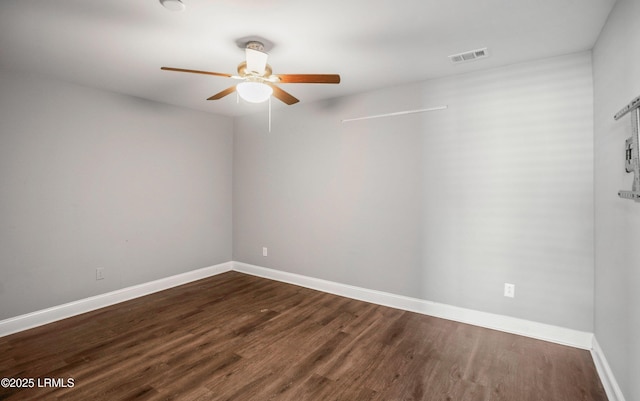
[237,62,273,78]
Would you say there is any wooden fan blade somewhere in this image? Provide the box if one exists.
[273,74,340,84]
[161,67,232,78]
[207,86,236,100]
[269,84,299,105]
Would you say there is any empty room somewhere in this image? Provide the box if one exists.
[0,0,638,400]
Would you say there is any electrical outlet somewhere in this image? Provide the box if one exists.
[96,268,104,281]
[504,283,515,298]
[262,247,268,257]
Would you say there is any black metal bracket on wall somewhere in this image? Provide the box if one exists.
[614,95,640,202]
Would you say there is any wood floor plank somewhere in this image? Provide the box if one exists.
[0,271,608,401]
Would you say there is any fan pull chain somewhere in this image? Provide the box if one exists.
[268,96,272,133]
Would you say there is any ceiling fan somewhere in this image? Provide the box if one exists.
[161,41,340,105]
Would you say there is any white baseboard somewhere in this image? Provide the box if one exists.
[591,336,626,401]
[0,261,233,338]
[1,260,621,399]
[1,260,594,350]
[232,261,594,350]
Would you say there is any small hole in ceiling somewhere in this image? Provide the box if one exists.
[159,0,185,12]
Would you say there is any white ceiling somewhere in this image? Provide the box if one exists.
[0,0,616,116]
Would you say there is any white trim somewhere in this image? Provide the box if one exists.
[2,260,621,397]
[0,262,625,401]
[591,336,626,401]
[341,106,448,123]
[0,262,233,338]
[232,261,594,349]
[1,260,596,351]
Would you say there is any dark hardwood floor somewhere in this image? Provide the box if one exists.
[0,271,607,400]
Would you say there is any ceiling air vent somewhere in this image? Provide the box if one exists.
[449,48,488,64]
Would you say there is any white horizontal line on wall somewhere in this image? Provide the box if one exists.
[341,105,448,123]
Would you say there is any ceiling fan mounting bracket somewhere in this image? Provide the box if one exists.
[234,36,274,53]
[245,41,265,52]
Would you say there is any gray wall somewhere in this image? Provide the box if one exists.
[233,52,595,331]
[593,0,640,398]
[0,70,233,321]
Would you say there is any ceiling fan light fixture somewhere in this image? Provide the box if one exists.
[236,81,273,103]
